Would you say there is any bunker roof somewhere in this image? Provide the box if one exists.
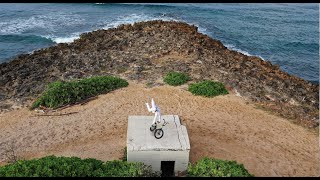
[127,115,190,151]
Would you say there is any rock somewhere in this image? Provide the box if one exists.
[196,60,203,64]
[0,20,318,128]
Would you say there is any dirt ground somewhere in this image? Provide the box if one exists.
[0,81,319,177]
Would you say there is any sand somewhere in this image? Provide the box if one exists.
[0,82,318,177]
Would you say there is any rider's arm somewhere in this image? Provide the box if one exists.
[146,103,152,112]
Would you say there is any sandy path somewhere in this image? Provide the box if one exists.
[0,82,318,176]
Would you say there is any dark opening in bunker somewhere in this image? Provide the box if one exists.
[161,161,175,177]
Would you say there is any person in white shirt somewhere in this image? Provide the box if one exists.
[145,98,161,126]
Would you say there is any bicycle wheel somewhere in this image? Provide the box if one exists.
[150,126,157,131]
[154,129,164,139]
[150,124,156,131]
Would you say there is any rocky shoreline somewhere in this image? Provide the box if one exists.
[0,20,318,128]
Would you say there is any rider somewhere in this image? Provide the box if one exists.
[145,98,161,126]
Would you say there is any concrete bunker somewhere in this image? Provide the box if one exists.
[127,115,190,177]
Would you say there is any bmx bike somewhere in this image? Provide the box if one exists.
[150,119,168,139]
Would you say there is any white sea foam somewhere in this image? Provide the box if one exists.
[0,12,84,35]
[226,44,252,56]
[225,44,265,60]
[44,13,208,45]
[0,9,213,51]
[51,36,79,44]
[102,13,179,30]
[30,13,196,45]
[186,22,207,34]
[197,27,207,34]
[26,34,81,55]
[101,13,209,37]
[42,33,81,44]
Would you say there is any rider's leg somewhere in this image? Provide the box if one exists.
[157,113,161,124]
[152,113,157,125]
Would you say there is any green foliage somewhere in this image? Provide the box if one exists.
[187,157,253,177]
[188,80,228,97]
[31,76,128,109]
[0,156,160,177]
[121,146,127,161]
[163,72,191,86]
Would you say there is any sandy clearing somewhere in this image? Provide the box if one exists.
[0,82,319,177]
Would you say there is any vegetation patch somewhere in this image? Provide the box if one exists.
[188,80,228,97]
[163,72,191,86]
[31,76,128,109]
[121,146,127,162]
[187,157,253,177]
[0,155,160,177]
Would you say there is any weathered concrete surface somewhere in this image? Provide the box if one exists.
[127,115,190,151]
[127,115,190,175]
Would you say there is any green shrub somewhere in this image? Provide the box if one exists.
[163,72,191,86]
[0,155,160,177]
[31,76,128,109]
[188,80,228,97]
[187,157,253,177]
[121,146,127,161]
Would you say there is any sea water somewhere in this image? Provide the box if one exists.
[0,3,318,83]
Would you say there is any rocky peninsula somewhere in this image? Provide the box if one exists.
[0,20,318,128]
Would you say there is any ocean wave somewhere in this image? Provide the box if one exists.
[33,13,207,44]
[0,34,55,61]
[102,13,179,30]
[0,12,84,35]
[187,22,207,34]
[42,34,81,44]
[48,13,207,45]
[51,36,80,44]
[40,13,178,44]
[0,34,54,43]
[116,3,178,8]
[225,44,265,60]
[0,33,83,45]
[101,13,209,35]
[24,34,82,55]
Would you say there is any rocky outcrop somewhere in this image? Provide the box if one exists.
[0,20,318,128]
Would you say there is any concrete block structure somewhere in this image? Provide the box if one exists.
[127,115,190,177]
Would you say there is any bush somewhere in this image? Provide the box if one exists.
[163,72,191,86]
[0,155,160,177]
[121,147,127,161]
[188,80,228,97]
[31,76,128,109]
[187,157,253,177]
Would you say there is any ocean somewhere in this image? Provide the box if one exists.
[0,3,318,84]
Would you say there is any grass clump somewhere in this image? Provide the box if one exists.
[163,72,191,86]
[187,157,253,177]
[31,76,128,109]
[188,80,228,97]
[0,155,160,177]
[121,146,127,161]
